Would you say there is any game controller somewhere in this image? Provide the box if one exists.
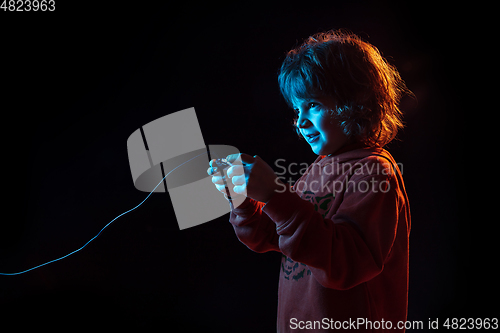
[213,158,234,202]
[214,158,233,170]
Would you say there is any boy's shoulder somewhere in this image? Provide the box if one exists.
[319,146,398,176]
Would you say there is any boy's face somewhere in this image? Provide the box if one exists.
[293,95,350,156]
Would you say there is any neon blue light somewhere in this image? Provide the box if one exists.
[0,151,208,276]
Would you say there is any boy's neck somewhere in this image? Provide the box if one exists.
[327,141,368,157]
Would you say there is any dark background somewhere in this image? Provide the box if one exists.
[0,2,493,332]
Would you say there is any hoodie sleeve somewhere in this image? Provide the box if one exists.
[229,197,281,253]
[262,172,402,290]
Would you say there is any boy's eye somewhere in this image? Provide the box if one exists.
[293,102,320,115]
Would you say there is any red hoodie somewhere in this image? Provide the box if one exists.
[229,146,410,332]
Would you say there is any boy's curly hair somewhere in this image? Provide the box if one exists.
[278,29,412,147]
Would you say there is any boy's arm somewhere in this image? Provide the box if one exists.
[263,173,404,290]
[229,197,281,253]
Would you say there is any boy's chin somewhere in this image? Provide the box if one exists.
[311,146,325,156]
[312,144,339,156]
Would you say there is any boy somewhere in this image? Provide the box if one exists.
[208,30,411,332]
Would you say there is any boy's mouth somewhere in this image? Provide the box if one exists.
[304,132,320,143]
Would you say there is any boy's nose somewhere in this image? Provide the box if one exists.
[297,114,312,128]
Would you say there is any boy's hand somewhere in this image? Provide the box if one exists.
[207,157,237,200]
[207,153,284,203]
